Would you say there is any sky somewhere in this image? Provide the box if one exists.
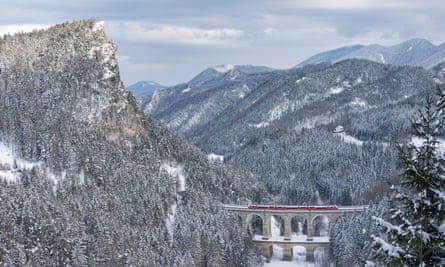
[0,0,444,86]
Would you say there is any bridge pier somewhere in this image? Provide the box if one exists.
[306,224,313,241]
[260,244,273,261]
[282,245,293,261]
[306,247,315,262]
[224,204,367,263]
[261,214,271,239]
[284,215,291,240]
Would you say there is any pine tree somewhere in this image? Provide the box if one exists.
[370,87,445,266]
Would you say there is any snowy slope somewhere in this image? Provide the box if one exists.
[297,38,445,69]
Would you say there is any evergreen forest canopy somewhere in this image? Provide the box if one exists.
[0,19,266,266]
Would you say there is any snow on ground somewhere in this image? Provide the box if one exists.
[213,64,235,73]
[181,86,191,93]
[208,153,224,162]
[166,202,177,239]
[260,216,329,266]
[349,97,368,108]
[378,53,386,64]
[411,136,445,152]
[295,77,309,84]
[161,162,186,192]
[263,244,327,267]
[91,20,104,33]
[294,115,333,132]
[327,86,344,95]
[334,131,363,146]
[0,141,42,183]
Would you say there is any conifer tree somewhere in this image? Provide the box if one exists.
[370,87,445,266]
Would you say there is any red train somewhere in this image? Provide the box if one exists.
[247,205,338,210]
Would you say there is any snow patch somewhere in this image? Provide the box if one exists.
[208,153,224,162]
[294,115,334,132]
[0,142,42,183]
[296,77,309,84]
[161,162,186,192]
[213,64,234,73]
[334,132,363,146]
[378,53,386,64]
[91,20,104,33]
[166,202,177,239]
[407,46,413,52]
[355,76,363,85]
[238,84,249,99]
[182,86,192,93]
[328,86,344,94]
[440,224,445,234]
[350,97,367,108]
[411,136,445,152]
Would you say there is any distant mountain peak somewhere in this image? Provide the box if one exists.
[127,80,165,99]
[297,38,445,69]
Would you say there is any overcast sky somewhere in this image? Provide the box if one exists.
[0,0,444,86]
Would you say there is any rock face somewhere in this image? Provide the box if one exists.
[0,19,264,266]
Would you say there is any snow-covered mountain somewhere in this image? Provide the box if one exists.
[0,19,264,266]
[298,38,445,69]
[127,80,165,98]
[189,64,274,85]
[147,58,443,205]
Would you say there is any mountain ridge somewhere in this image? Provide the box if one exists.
[297,38,445,68]
[147,57,441,205]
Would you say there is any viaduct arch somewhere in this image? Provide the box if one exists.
[224,204,367,261]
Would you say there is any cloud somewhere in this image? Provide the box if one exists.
[124,62,171,71]
[107,21,244,46]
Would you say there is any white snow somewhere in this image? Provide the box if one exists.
[327,86,344,95]
[293,115,333,132]
[407,46,413,52]
[411,136,445,152]
[0,142,42,183]
[161,162,186,192]
[0,141,67,191]
[355,76,363,85]
[166,202,177,239]
[350,97,368,108]
[378,53,386,64]
[91,20,104,33]
[262,243,329,267]
[296,77,309,84]
[253,121,270,128]
[238,84,249,99]
[334,132,363,146]
[88,42,117,80]
[208,153,224,162]
[373,236,404,258]
[440,224,445,234]
[181,86,192,93]
[213,64,234,73]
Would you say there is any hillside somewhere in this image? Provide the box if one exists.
[147,59,443,204]
[0,19,266,266]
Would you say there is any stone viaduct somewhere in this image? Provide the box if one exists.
[223,204,366,261]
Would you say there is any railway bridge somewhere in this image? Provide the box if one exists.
[223,204,366,261]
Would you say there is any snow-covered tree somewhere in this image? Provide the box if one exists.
[370,87,445,266]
